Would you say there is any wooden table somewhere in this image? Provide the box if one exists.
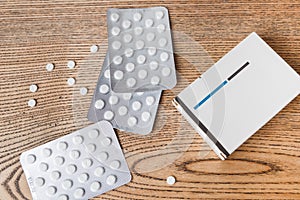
[1,1,299,199]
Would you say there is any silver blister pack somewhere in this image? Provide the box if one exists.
[88,55,161,135]
[107,6,177,92]
[20,121,131,200]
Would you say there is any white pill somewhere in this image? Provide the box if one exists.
[47,186,57,196]
[67,77,76,86]
[88,129,99,139]
[78,173,89,183]
[104,111,114,120]
[136,40,145,50]
[157,24,166,33]
[114,70,124,80]
[42,148,52,157]
[149,61,159,70]
[95,99,105,110]
[125,63,135,72]
[35,177,45,187]
[133,12,142,21]
[162,67,171,77]
[159,38,167,47]
[57,141,68,151]
[86,143,96,153]
[112,41,122,50]
[113,56,123,65]
[90,45,98,53]
[28,99,36,107]
[55,156,65,166]
[126,78,136,88]
[67,60,76,69]
[62,179,73,190]
[123,34,133,43]
[146,32,155,41]
[167,176,176,185]
[110,13,119,22]
[118,106,128,116]
[160,52,169,62]
[29,84,38,92]
[46,63,54,72]
[58,195,69,200]
[124,48,134,57]
[122,20,131,29]
[94,166,105,177]
[80,87,88,95]
[156,11,164,19]
[69,150,80,160]
[137,55,146,64]
[51,171,61,180]
[146,96,155,106]
[39,162,49,171]
[99,84,109,94]
[74,188,85,199]
[122,93,132,100]
[142,111,151,122]
[109,95,119,105]
[128,116,137,127]
[90,181,101,192]
[110,160,121,169]
[151,76,160,85]
[66,164,77,174]
[111,26,121,36]
[145,19,154,27]
[97,152,108,161]
[134,27,143,35]
[104,69,110,78]
[132,101,142,111]
[102,137,112,146]
[106,175,117,185]
[73,135,83,145]
[138,70,148,79]
[148,47,157,56]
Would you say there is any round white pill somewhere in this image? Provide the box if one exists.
[137,55,146,64]
[111,26,121,36]
[80,87,88,95]
[90,45,98,53]
[69,150,80,160]
[123,34,133,43]
[86,143,96,153]
[58,195,69,200]
[28,99,36,108]
[146,96,155,106]
[138,69,148,79]
[142,111,151,122]
[145,19,154,27]
[126,78,136,88]
[151,76,160,85]
[110,13,119,22]
[104,69,110,79]
[148,47,157,56]
[159,38,167,47]
[62,179,73,190]
[104,111,114,120]
[35,177,45,187]
[156,10,164,19]
[122,20,131,29]
[39,162,49,171]
[149,61,159,70]
[66,164,77,174]
[128,116,137,127]
[90,181,101,192]
[55,156,65,166]
[160,52,169,62]
[102,137,112,146]
[134,27,143,35]
[106,175,117,185]
[132,101,142,111]
[95,99,105,110]
[97,152,108,161]
[110,160,121,169]
[67,77,76,86]
[74,188,85,199]
[114,70,124,80]
[167,176,176,185]
[51,171,61,180]
[113,56,123,65]
[46,63,54,71]
[109,95,119,105]
[118,106,128,116]
[29,84,38,93]
[42,148,52,157]
[124,48,134,57]
[47,186,57,196]
[73,135,83,145]
[123,93,132,100]
[146,32,155,42]
[157,24,166,33]
[67,60,76,69]
[99,84,109,94]
[57,141,68,151]
[162,67,171,77]
[136,40,145,50]
[89,129,99,139]
[125,63,135,72]
[133,12,142,21]
[94,166,105,177]
[78,173,89,183]
[112,41,122,50]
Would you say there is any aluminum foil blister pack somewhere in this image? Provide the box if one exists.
[107,7,177,92]
[20,121,131,200]
[88,55,161,135]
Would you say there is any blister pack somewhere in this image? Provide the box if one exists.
[107,6,176,92]
[88,55,161,135]
[20,121,131,200]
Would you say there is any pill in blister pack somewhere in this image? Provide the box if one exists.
[20,121,131,200]
[107,7,177,92]
[88,55,161,135]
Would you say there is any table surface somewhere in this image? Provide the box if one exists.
[0,1,299,199]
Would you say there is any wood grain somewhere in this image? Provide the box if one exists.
[0,0,299,199]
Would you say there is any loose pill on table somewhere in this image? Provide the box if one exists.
[80,87,88,96]
[90,45,98,53]
[67,78,76,86]
[166,176,176,185]
[67,60,76,69]
[46,63,54,72]
[29,84,38,93]
[28,99,37,107]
